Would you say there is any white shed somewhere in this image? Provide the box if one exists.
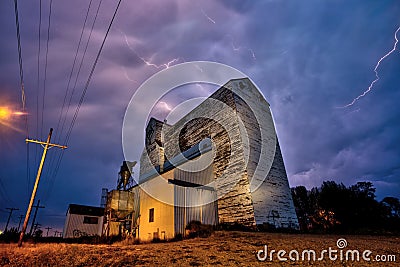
[63,204,104,238]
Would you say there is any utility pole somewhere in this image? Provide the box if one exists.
[54,230,60,237]
[28,200,45,236]
[17,215,24,232]
[45,227,52,237]
[32,223,41,234]
[18,128,67,247]
[5,208,19,232]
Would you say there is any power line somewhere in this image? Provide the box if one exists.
[34,0,43,181]
[38,0,55,201]
[44,0,123,202]
[58,0,102,144]
[18,128,67,247]
[67,0,123,149]
[13,0,31,199]
[53,0,94,144]
[40,0,53,140]
[13,0,25,110]
[17,215,24,231]
[42,1,95,202]
[5,208,19,232]
[29,200,45,236]
[43,0,100,203]
[0,176,16,208]
[45,226,52,237]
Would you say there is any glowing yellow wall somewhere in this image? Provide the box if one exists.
[107,221,120,236]
[138,170,175,241]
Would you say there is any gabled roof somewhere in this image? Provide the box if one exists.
[67,204,104,216]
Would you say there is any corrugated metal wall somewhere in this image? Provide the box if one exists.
[173,162,217,235]
[174,187,217,235]
[174,157,214,185]
[63,214,103,238]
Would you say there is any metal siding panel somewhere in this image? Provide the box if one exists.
[174,185,185,235]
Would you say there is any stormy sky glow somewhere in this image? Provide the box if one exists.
[0,0,399,232]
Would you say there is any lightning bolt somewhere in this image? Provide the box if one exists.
[194,64,204,73]
[201,8,216,24]
[248,48,257,61]
[342,26,400,108]
[158,101,172,111]
[119,30,180,69]
[121,66,138,83]
[231,41,240,51]
[227,35,257,61]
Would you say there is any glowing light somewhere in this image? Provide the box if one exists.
[13,111,27,116]
[342,26,400,108]
[119,30,180,69]
[0,106,27,133]
[0,107,11,120]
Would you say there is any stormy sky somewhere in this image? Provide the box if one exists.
[0,0,399,232]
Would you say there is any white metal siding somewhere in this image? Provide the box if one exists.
[63,213,104,238]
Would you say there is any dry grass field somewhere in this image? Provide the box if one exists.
[0,231,399,266]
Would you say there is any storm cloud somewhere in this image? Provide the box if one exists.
[0,0,399,231]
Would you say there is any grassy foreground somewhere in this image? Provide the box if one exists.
[0,231,399,266]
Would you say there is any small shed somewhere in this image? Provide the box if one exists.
[63,204,104,238]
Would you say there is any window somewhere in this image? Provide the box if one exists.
[83,216,98,224]
[149,208,154,222]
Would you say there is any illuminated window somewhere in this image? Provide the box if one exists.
[83,216,98,224]
[149,208,154,222]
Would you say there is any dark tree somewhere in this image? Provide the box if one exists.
[381,197,400,218]
[291,186,310,230]
[291,181,400,234]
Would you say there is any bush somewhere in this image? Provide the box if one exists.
[172,233,183,241]
[0,228,19,243]
[185,221,213,238]
[217,222,254,232]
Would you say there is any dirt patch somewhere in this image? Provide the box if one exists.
[1,232,399,266]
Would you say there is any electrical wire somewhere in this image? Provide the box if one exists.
[0,177,16,207]
[43,0,94,201]
[53,0,94,144]
[43,0,102,202]
[34,0,42,179]
[40,0,53,140]
[43,0,123,202]
[13,0,31,197]
[66,0,122,145]
[58,0,102,145]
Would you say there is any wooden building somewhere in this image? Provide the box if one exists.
[133,78,299,241]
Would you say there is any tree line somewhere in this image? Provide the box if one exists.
[291,181,400,234]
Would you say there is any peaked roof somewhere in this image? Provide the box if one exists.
[67,204,104,216]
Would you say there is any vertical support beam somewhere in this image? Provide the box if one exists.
[45,227,52,237]
[5,208,19,232]
[17,214,24,232]
[18,128,67,247]
[29,199,45,236]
